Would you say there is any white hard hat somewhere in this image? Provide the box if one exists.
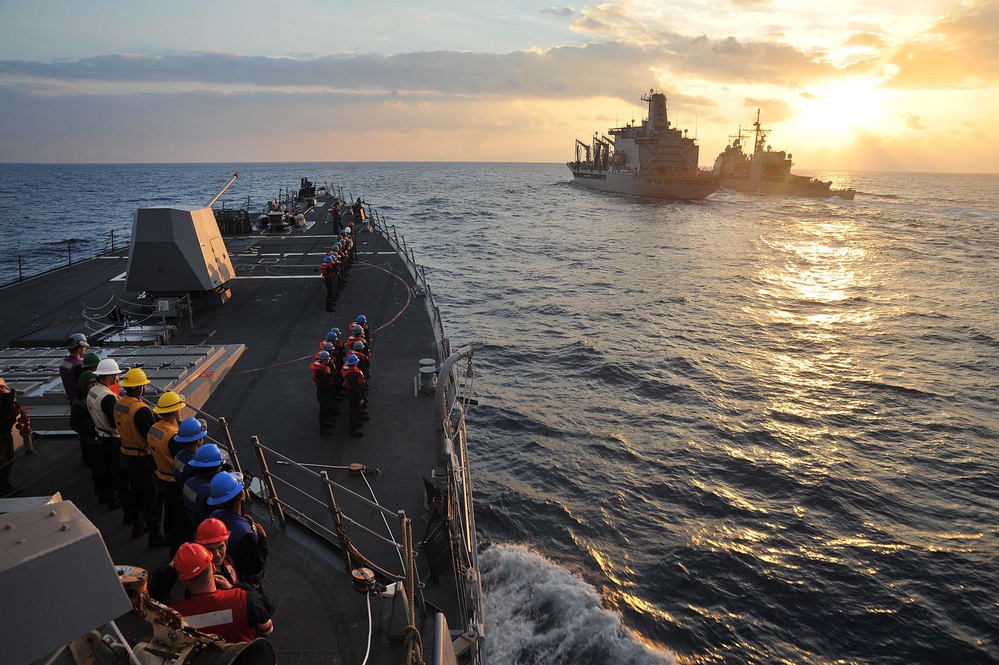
[93,358,122,376]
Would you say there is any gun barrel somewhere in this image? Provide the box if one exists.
[206,172,241,208]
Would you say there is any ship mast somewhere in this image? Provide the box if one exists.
[752,109,770,154]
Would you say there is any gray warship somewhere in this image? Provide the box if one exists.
[712,110,856,200]
[0,174,484,665]
[568,90,720,200]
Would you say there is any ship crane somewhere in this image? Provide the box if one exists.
[574,139,592,165]
[592,134,612,170]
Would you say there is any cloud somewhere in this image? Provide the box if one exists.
[904,114,926,130]
[0,37,836,105]
[741,97,794,123]
[851,2,999,88]
[541,6,577,18]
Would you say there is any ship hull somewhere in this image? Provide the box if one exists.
[570,167,720,200]
[720,177,856,200]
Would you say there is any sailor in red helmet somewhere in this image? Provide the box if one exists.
[170,542,274,643]
[195,517,241,589]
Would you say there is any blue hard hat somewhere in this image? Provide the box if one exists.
[325,331,338,341]
[318,350,331,360]
[352,340,364,350]
[345,354,359,366]
[356,315,366,323]
[323,256,332,263]
[330,327,341,335]
[175,417,208,443]
[322,342,334,351]
[188,443,223,468]
[207,471,244,506]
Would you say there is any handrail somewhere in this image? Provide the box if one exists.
[250,436,408,583]
[252,438,399,520]
[2,230,128,289]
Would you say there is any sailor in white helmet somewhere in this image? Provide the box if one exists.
[87,358,127,517]
[87,359,122,446]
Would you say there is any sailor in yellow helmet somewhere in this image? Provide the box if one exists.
[148,391,191,553]
[115,367,167,547]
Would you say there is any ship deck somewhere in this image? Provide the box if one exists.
[0,194,460,663]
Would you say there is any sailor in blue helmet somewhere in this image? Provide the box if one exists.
[172,417,208,486]
[340,354,366,437]
[183,443,224,529]
[311,350,337,436]
[355,314,372,348]
[208,471,268,589]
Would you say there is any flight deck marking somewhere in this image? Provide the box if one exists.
[110,271,126,281]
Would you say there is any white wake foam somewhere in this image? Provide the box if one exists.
[480,543,676,665]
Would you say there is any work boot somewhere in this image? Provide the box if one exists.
[148,530,169,547]
[131,521,149,539]
[107,495,122,511]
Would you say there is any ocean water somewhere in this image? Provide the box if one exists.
[1,163,997,664]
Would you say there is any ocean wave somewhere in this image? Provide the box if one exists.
[480,544,676,665]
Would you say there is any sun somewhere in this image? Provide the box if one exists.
[786,78,892,142]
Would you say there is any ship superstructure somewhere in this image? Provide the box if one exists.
[712,110,856,200]
[568,90,720,200]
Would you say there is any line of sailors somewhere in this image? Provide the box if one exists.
[311,315,372,437]
[61,333,274,642]
[320,223,358,312]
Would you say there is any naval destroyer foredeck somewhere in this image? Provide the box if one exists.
[0,191,478,664]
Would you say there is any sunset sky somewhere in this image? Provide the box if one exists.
[1,0,996,172]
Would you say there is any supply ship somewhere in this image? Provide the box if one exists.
[0,175,484,664]
[712,110,856,200]
[568,90,720,200]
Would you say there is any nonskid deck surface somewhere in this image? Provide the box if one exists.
[1,197,456,662]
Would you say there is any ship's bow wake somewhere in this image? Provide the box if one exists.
[480,543,676,665]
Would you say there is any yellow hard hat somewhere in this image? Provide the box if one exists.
[119,367,150,388]
[153,391,186,414]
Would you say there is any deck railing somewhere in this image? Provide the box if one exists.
[2,229,128,289]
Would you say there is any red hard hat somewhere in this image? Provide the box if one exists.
[195,517,231,545]
[172,542,214,580]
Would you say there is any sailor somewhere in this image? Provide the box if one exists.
[0,376,20,497]
[81,351,102,374]
[147,391,189,554]
[350,340,371,383]
[320,255,338,312]
[341,354,366,438]
[195,518,241,589]
[173,417,208,486]
[344,226,357,260]
[208,471,268,589]
[88,359,129,516]
[70,371,118,507]
[115,367,166,547]
[355,314,372,348]
[59,333,89,402]
[345,326,367,356]
[184,443,224,529]
[330,199,343,234]
[311,351,337,436]
[170,542,275,643]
